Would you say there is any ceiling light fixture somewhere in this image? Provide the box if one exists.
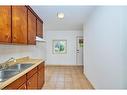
[57,12,64,19]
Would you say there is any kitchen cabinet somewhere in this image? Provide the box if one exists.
[4,75,26,89]
[28,9,36,45]
[27,73,38,89]
[37,19,43,38]
[27,67,37,79]
[3,62,45,90]
[0,6,11,43]
[37,63,45,89]
[12,6,27,44]
[0,6,43,45]
[18,83,27,89]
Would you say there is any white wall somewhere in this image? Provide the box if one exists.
[123,7,127,88]
[45,30,83,65]
[0,42,46,63]
[83,7,125,89]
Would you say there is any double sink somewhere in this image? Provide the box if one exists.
[0,63,33,82]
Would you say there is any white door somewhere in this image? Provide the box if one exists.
[76,36,83,65]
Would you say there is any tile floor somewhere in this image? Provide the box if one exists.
[43,66,94,89]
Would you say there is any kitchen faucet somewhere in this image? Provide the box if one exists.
[4,57,16,63]
[0,57,16,69]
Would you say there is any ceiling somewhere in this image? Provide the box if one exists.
[31,6,96,31]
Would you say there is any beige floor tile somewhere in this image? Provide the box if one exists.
[64,77,72,82]
[64,81,73,89]
[57,77,64,82]
[43,66,94,89]
[55,82,64,89]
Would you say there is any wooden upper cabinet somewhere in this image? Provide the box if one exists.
[0,6,11,43]
[12,6,27,44]
[27,67,37,79]
[0,6,43,45]
[37,19,43,37]
[28,10,36,45]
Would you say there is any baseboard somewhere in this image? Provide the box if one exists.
[45,64,83,67]
[83,72,95,89]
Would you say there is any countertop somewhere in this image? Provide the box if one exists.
[0,57,44,89]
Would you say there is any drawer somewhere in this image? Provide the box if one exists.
[27,73,37,89]
[27,67,37,79]
[4,74,26,89]
[38,62,44,70]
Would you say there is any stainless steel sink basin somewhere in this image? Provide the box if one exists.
[0,63,33,82]
[0,70,19,82]
[8,63,33,71]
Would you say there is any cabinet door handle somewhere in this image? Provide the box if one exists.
[28,81,31,85]
[14,36,16,39]
[5,35,9,39]
[25,85,26,89]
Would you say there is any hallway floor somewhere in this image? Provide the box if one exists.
[43,66,93,89]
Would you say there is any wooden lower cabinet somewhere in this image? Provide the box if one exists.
[4,75,26,89]
[18,83,27,89]
[37,63,44,89]
[27,67,37,79]
[3,62,45,90]
[27,73,37,89]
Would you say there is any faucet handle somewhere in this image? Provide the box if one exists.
[11,57,14,60]
[9,57,16,62]
[14,59,16,62]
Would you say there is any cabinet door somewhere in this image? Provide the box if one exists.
[12,6,27,44]
[27,73,38,89]
[4,75,26,89]
[37,19,43,37]
[0,6,11,43]
[38,68,44,89]
[28,10,36,45]
[37,63,45,89]
[18,83,27,90]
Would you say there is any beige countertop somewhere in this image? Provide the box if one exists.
[0,57,44,89]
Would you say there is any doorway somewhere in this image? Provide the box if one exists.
[76,36,84,71]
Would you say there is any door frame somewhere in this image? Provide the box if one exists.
[76,36,83,66]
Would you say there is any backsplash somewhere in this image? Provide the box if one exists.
[0,42,46,63]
